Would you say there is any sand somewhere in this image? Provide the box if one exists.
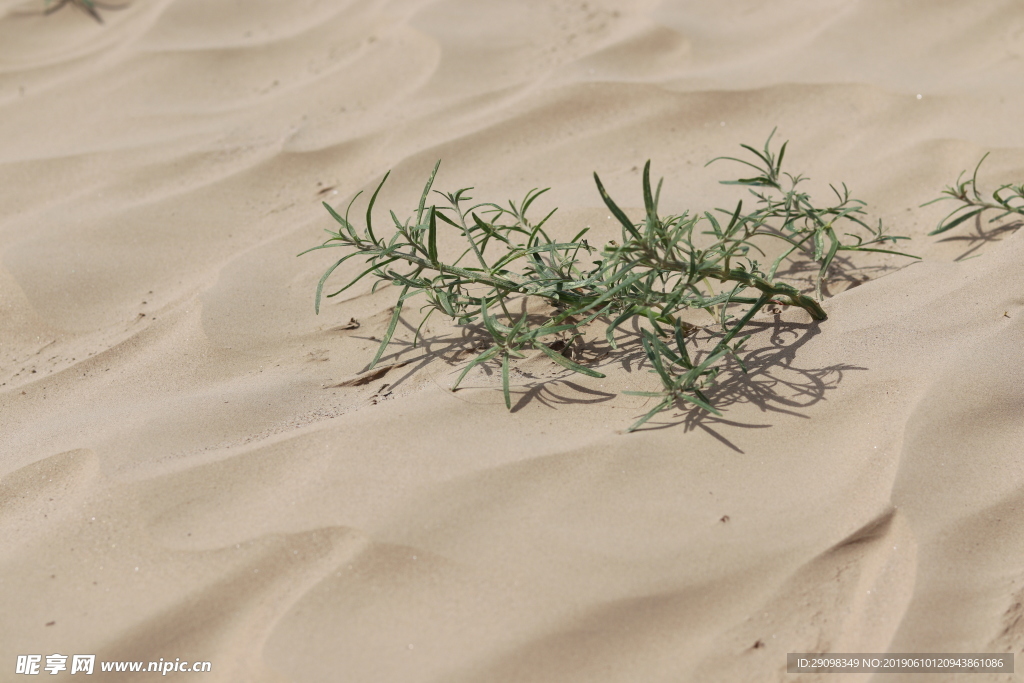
[2,0,1023,681]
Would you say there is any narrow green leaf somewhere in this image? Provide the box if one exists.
[739,143,773,169]
[930,207,984,235]
[452,346,500,390]
[676,392,722,415]
[296,242,360,257]
[538,343,606,378]
[427,206,438,264]
[417,160,441,224]
[562,271,647,320]
[480,298,507,341]
[594,172,642,241]
[322,256,400,303]
[836,246,920,259]
[323,201,354,236]
[501,352,512,409]
[314,256,348,314]
[642,160,657,229]
[435,290,456,316]
[413,308,435,347]
[365,171,391,244]
[435,211,461,228]
[521,187,550,217]
[705,212,723,239]
[725,200,744,235]
[508,312,529,340]
[673,322,693,368]
[527,323,580,341]
[970,152,990,202]
[368,285,408,370]
[640,331,673,386]
[816,228,840,298]
[705,155,765,174]
[389,210,404,231]
[604,308,636,349]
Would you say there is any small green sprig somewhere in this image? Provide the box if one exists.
[707,129,917,298]
[922,153,1024,235]
[301,133,916,431]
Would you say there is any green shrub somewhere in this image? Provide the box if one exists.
[301,133,916,430]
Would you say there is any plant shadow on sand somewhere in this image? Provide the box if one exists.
[343,306,620,408]
[15,0,132,23]
[933,216,1022,262]
[772,253,908,298]
[341,306,861,448]
[631,318,862,452]
[598,313,862,451]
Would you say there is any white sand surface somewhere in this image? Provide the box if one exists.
[2,1,1023,681]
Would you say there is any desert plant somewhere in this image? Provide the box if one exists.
[923,153,1024,235]
[301,133,916,431]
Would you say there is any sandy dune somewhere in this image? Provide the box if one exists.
[2,0,1024,681]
